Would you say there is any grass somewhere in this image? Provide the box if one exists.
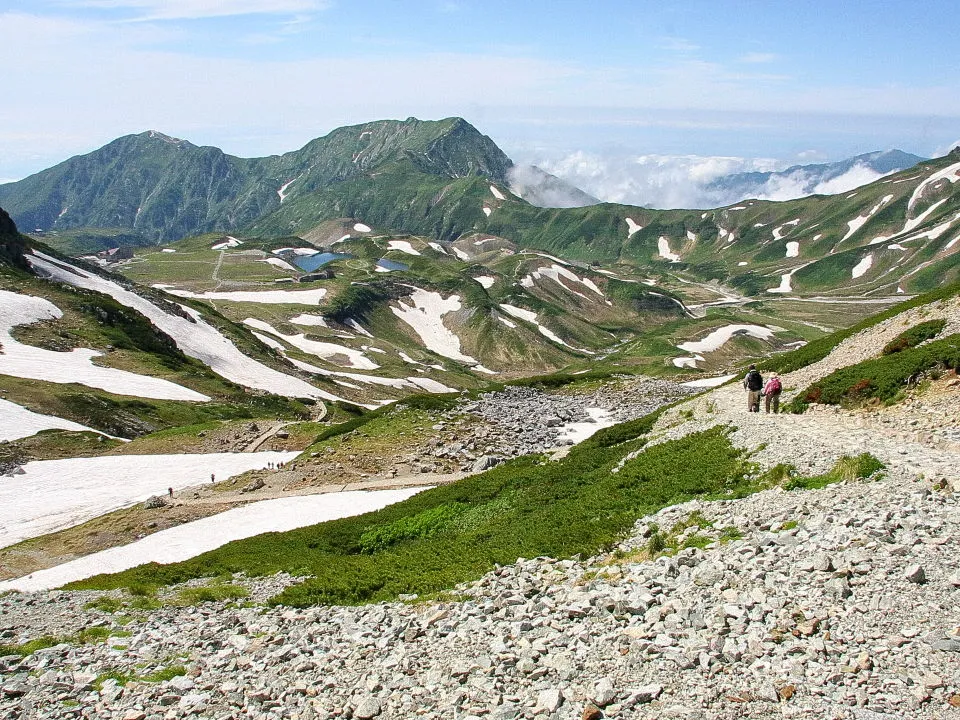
[789,334,960,410]
[785,453,885,490]
[93,664,186,689]
[0,625,115,657]
[69,415,795,606]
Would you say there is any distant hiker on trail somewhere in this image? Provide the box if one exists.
[764,372,783,414]
[210,473,215,484]
[743,364,764,412]
[168,487,173,497]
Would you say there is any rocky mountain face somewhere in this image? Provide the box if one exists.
[0,206,29,271]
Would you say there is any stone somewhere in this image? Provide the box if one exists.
[142,495,167,509]
[472,455,502,473]
[581,704,603,720]
[590,678,616,707]
[905,564,926,583]
[538,688,564,712]
[631,684,663,703]
[354,696,382,719]
[241,478,265,493]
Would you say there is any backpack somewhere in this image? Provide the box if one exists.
[765,376,782,394]
[745,370,763,391]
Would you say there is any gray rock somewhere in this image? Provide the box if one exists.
[353,696,382,719]
[905,564,926,584]
[142,495,167,509]
[537,688,564,712]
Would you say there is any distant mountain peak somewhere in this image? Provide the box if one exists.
[143,130,187,145]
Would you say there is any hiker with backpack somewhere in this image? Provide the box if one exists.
[763,372,783,414]
[743,364,764,412]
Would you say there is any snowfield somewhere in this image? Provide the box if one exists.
[391,289,480,365]
[677,324,775,354]
[243,318,379,370]
[0,488,426,593]
[785,241,800,258]
[27,253,327,400]
[625,218,642,238]
[907,159,960,212]
[0,452,298,549]
[158,286,327,305]
[682,373,737,388]
[259,257,297,272]
[489,185,506,200]
[387,240,421,256]
[473,276,495,289]
[353,223,372,233]
[852,253,874,279]
[841,195,893,242]
[211,237,242,251]
[657,236,680,262]
[0,288,209,402]
[0,398,111,442]
[522,264,604,300]
[289,313,328,327]
[499,304,593,354]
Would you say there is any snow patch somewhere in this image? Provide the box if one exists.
[682,373,737,388]
[353,223,372,233]
[387,240,421,256]
[427,242,448,255]
[161,248,176,253]
[907,160,960,212]
[841,194,893,242]
[0,451,298,549]
[658,236,680,262]
[277,179,296,203]
[489,185,506,200]
[473,276,495,289]
[452,247,471,261]
[499,304,593,354]
[0,398,113,443]
[243,319,378,370]
[772,219,800,242]
[625,217,643,238]
[391,289,479,365]
[289,313,328,327]
[482,207,492,217]
[851,254,873,279]
[159,286,327,305]
[785,241,800,258]
[211,236,242,251]
[0,288,208,402]
[345,318,373,338]
[677,324,775,354]
[27,252,327,400]
[259,257,297,272]
[0,487,424,592]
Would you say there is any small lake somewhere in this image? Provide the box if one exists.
[294,252,354,272]
[376,258,410,272]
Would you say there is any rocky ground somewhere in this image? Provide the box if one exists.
[2,299,960,719]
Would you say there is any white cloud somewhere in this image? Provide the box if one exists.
[531,151,779,209]
[68,0,327,21]
[738,52,777,64]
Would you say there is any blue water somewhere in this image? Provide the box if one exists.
[376,258,410,272]
[294,252,354,272]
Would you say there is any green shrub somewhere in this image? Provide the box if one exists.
[786,453,884,490]
[792,334,960,409]
[882,319,946,354]
[359,503,467,553]
[761,282,960,374]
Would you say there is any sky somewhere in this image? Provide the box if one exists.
[3,0,960,207]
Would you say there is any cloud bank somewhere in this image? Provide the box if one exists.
[525,152,900,209]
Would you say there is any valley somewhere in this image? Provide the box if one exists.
[1,117,959,719]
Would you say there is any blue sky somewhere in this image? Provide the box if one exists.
[2,0,959,204]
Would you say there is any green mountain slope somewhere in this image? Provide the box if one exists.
[0,118,511,245]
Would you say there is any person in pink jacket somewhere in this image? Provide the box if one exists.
[763,372,783,414]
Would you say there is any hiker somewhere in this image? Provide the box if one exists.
[168,487,173,498]
[764,372,783,414]
[743,364,764,412]
[210,473,215,484]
